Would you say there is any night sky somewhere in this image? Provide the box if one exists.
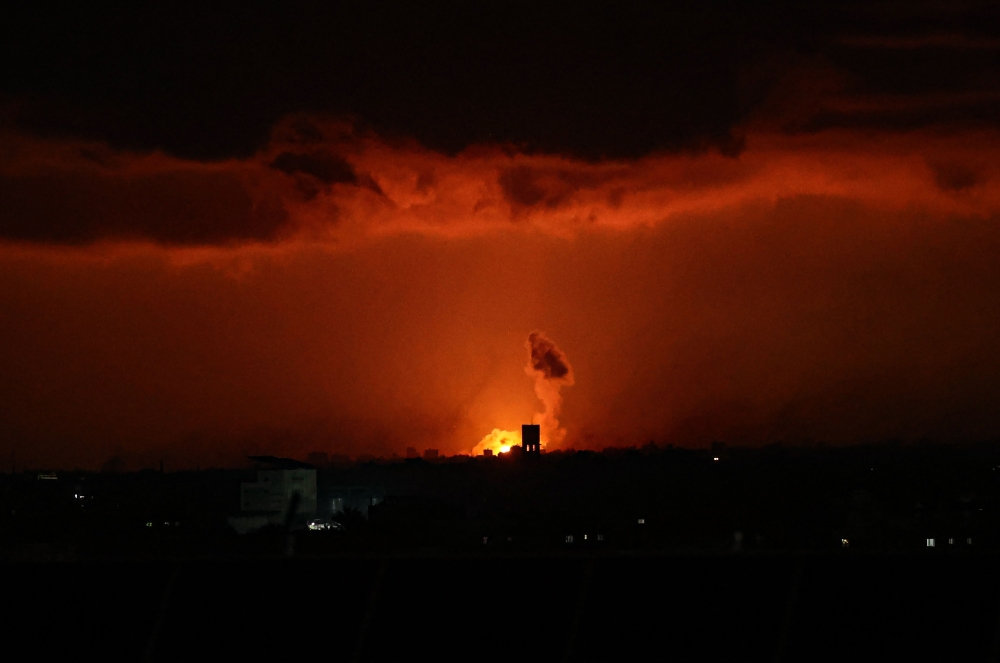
[4,2,1000,468]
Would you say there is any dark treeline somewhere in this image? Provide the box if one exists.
[4,441,1000,560]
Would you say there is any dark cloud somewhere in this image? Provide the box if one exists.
[796,100,1000,133]
[836,33,1000,50]
[0,168,288,245]
[931,161,984,191]
[4,3,1000,245]
[270,151,356,185]
[498,167,547,208]
[4,3,1000,163]
[498,166,615,211]
[527,331,572,381]
[0,2,750,160]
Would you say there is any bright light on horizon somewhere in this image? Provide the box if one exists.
[471,428,522,456]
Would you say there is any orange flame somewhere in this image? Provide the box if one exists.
[471,428,521,456]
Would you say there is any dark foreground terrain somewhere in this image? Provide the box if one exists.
[7,553,1000,662]
[8,441,1000,559]
[7,443,1000,661]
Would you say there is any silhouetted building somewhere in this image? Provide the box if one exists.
[246,455,313,469]
[522,424,541,455]
[240,468,317,513]
[229,457,317,534]
[423,449,439,460]
[406,447,419,459]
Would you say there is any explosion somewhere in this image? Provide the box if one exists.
[470,428,520,456]
[472,331,575,455]
[525,331,575,447]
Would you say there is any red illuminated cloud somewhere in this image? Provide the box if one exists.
[0,133,288,244]
[273,117,1000,244]
[3,116,1000,248]
[4,115,1000,468]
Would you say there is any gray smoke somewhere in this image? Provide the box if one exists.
[525,331,574,447]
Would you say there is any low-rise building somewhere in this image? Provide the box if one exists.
[228,457,317,534]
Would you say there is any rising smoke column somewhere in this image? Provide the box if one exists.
[526,331,574,448]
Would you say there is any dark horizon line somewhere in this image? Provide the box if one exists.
[12,436,1000,475]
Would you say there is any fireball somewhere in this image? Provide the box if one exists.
[472,428,521,456]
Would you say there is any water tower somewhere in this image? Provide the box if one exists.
[522,424,541,455]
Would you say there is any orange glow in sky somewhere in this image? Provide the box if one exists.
[4,118,1000,468]
[472,429,522,457]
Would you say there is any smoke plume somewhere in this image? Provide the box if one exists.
[526,331,574,448]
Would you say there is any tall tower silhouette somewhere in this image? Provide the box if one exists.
[522,424,541,455]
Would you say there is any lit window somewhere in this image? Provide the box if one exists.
[565,535,574,543]
[713,457,719,462]
[948,538,954,545]
[583,534,588,540]
[927,538,935,547]
[967,538,973,545]
[638,518,645,525]
[841,538,849,548]
[146,522,152,527]
[597,534,604,541]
